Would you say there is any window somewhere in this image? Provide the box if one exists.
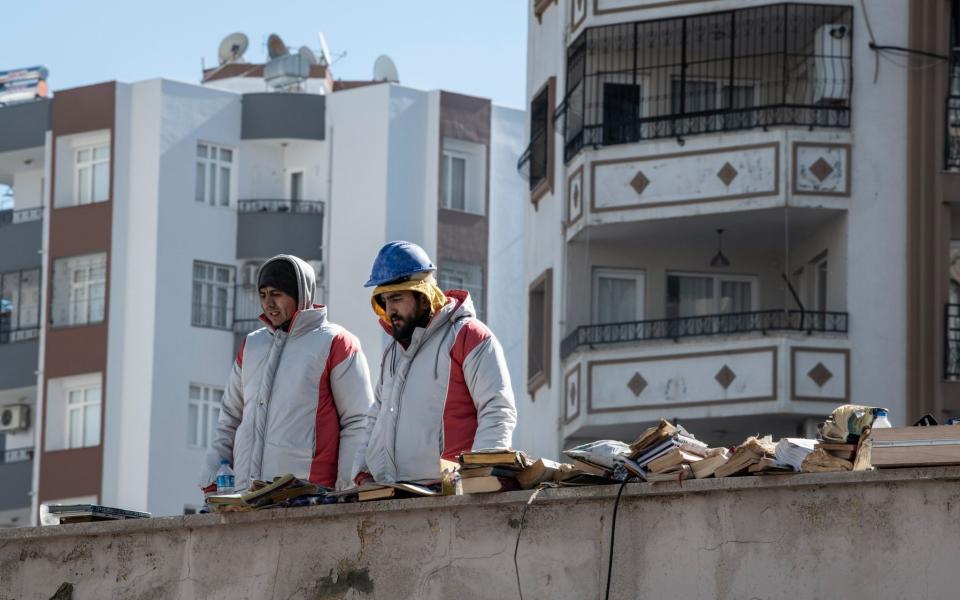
[528,269,553,393]
[65,385,101,449]
[439,262,484,319]
[602,82,642,145]
[593,268,644,324]
[0,268,40,342]
[188,384,223,449]
[289,171,303,201]
[196,143,233,206]
[191,261,235,329]
[74,144,110,205]
[52,253,106,327]
[441,152,467,211]
[666,273,757,318]
[524,78,555,200]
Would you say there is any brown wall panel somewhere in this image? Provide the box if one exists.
[44,325,109,379]
[438,92,491,314]
[38,447,103,502]
[50,82,116,136]
[49,203,112,257]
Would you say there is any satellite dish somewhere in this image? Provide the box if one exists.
[373,55,399,82]
[218,32,249,65]
[317,33,332,66]
[267,34,289,59]
[298,46,319,66]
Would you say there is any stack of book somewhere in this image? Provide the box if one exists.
[458,449,531,494]
[628,420,709,481]
[715,436,777,477]
[800,440,857,472]
[46,504,150,525]
[860,425,960,469]
[355,481,439,501]
[205,474,321,511]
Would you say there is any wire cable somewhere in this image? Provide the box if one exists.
[603,481,630,600]
[514,487,544,600]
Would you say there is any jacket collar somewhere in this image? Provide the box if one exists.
[260,304,328,336]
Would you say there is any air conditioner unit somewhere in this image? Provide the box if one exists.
[813,24,852,104]
[0,404,30,432]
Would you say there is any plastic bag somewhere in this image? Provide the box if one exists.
[563,440,632,469]
[820,405,890,443]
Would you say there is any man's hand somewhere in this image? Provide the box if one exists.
[354,472,373,486]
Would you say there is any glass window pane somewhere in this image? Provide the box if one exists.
[197,144,208,158]
[220,148,233,163]
[187,403,199,446]
[85,386,101,404]
[200,406,209,448]
[92,162,109,202]
[90,283,105,322]
[84,402,101,447]
[189,385,201,400]
[597,277,637,324]
[77,166,90,204]
[210,407,220,448]
[719,281,752,313]
[213,389,224,404]
[451,157,466,211]
[208,163,216,205]
[77,149,90,163]
[93,146,109,161]
[667,275,714,318]
[219,166,230,206]
[68,390,82,404]
[195,163,206,203]
[68,408,83,448]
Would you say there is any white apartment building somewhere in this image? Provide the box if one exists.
[518,0,958,458]
[0,41,526,523]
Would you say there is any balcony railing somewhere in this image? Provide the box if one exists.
[237,199,324,214]
[945,304,960,380]
[946,49,960,171]
[0,325,39,344]
[560,3,853,161]
[560,309,849,359]
[0,206,43,227]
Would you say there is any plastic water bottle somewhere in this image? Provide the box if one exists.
[873,408,892,429]
[215,459,235,494]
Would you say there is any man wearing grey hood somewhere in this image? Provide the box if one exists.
[201,254,375,491]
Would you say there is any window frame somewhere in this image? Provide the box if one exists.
[195,142,235,207]
[187,383,224,450]
[64,384,102,449]
[441,150,469,212]
[665,270,759,318]
[0,267,41,339]
[527,268,553,395]
[191,260,236,330]
[529,77,556,205]
[52,253,107,328]
[591,267,646,324]
[73,143,110,205]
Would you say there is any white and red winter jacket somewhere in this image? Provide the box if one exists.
[361,290,518,483]
[202,255,375,491]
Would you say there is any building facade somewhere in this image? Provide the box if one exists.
[0,52,525,523]
[519,0,928,458]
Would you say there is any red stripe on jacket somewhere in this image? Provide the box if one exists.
[309,331,358,488]
[236,337,246,367]
[442,320,490,460]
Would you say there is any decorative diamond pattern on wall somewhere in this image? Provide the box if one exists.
[630,171,650,195]
[808,362,834,388]
[627,372,648,397]
[717,162,739,186]
[809,157,835,182]
[715,365,737,389]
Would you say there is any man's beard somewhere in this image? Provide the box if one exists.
[391,305,432,344]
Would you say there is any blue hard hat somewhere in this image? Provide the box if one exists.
[364,241,436,287]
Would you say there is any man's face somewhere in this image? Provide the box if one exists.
[381,290,430,342]
[259,286,297,327]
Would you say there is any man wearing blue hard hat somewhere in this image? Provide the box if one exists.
[355,241,517,484]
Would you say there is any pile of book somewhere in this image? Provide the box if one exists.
[860,425,960,469]
[801,440,857,472]
[459,449,532,493]
[353,481,439,501]
[714,436,781,477]
[628,419,712,481]
[46,504,150,525]
[205,474,322,512]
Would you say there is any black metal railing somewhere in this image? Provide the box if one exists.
[1,447,34,464]
[0,206,43,227]
[945,304,960,379]
[561,3,853,161]
[560,309,848,359]
[0,325,39,345]
[237,199,324,214]
[946,50,960,170]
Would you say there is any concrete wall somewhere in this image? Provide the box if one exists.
[3,468,960,599]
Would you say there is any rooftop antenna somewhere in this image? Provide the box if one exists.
[373,54,399,82]
[217,32,249,65]
[267,33,289,59]
[317,33,332,67]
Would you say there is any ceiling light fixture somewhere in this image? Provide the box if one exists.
[710,228,730,268]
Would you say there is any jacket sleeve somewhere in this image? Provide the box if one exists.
[329,332,376,489]
[200,339,246,486]
[460,327,518,451]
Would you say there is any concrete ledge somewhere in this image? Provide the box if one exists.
[3,467,960,598]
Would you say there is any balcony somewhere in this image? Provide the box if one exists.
[235,199,325,261]
[0,447,33,514]
[560,3,853,161]
[0,207,43,273]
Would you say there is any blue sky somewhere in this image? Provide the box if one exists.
[3,1,529,109]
